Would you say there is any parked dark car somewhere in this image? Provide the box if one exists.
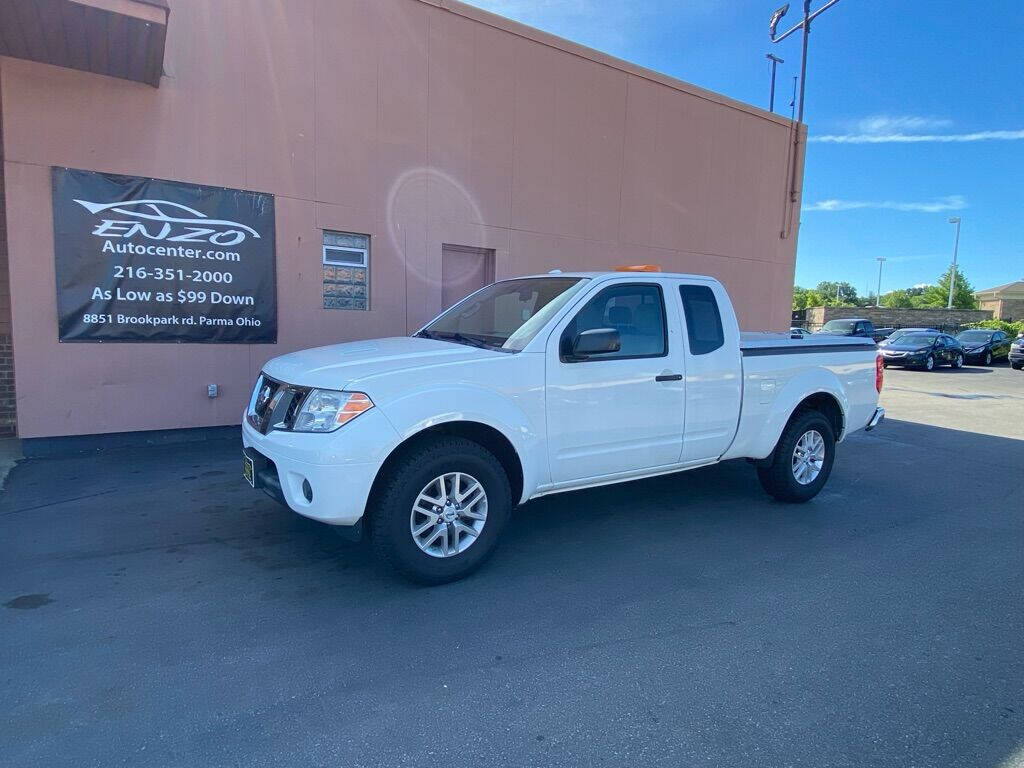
[879,332,964,370]
[879,327,940,347]
[790,327,813,338]
[1010,335,1024,370]
[815,318,886,342]
[954,329,1012,365]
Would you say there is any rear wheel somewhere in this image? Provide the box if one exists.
[1012,362,1024,371]
[952,352,964,369]
[757,409,836,503]
[370,437,512,584]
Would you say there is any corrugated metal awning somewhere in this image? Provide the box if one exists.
[0,0,169,87]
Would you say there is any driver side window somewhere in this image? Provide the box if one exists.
[560,284,667,361]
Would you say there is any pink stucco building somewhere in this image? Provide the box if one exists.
[0,0,804,441]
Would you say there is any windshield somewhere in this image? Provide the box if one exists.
[898,334,937,347]
[821,320,858,333]
[418,277,589,352]
[956,331,992,343]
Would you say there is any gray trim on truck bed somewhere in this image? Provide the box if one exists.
[741,343,877,357]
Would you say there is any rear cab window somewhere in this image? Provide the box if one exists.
[679,284,724,355]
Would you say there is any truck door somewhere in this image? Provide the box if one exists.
[545,281,685,484]
[675,282,742,464]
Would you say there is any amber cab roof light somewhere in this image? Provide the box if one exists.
[614,264,661,272]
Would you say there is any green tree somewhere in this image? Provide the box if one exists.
[881,289,915,308]
[814,281,859,306]
[916,267,978,309]
[792,286,827,310]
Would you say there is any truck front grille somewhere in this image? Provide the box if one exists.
[247,374,310,434]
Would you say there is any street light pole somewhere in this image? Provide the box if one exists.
[946,217,962,309]
[876,257,886,307]
[768,0,842,238]
[766,53,785,112]
[769,0,842,122]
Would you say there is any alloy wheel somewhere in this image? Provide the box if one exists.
[791,430,825,485]
[410,472,488,558]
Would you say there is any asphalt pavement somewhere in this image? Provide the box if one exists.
[2,373,1022,767]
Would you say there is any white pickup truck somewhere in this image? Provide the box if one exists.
[243,269,884,583]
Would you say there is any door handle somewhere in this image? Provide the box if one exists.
[655,373,683,382]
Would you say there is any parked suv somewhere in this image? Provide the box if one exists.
[1010,335,1024,370]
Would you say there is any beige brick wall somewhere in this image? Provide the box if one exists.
[994,298,1024,321]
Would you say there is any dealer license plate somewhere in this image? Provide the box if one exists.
[243,453,255,488]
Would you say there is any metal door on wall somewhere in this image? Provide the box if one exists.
[441,244,495,309]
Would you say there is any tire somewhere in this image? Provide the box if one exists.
[757,409,836,503]
[369,436,512,584]
[924,354,935,371]
[952,353,964,369]
[984,351,992,366]
[1012,362,1024,371]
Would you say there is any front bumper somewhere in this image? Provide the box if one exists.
[865,407,885,431]
[881,354,926,366]
[241,409,400,526]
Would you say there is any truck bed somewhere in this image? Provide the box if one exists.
[739,332,877,354]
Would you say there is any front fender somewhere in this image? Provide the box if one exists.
[377,382,546,504]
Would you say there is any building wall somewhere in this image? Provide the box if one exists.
[988,298,1024,321]
[805,306,993,330]
[0,61,15,437]
[0,0,801,438]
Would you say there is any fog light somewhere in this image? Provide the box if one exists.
[302,479,313,503]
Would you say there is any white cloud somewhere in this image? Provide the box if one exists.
[813,114,1024,144]
[854,115,953,134]
[803,195,967,213]
[811,129,1024,144]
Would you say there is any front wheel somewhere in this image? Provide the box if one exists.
[757,409,836,503]
[924,354,935,371]
[369,436,512,584]
[984,351,992,366]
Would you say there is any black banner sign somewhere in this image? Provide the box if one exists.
[52,168,277,343]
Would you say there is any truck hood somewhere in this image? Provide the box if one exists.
[262,337,502,391]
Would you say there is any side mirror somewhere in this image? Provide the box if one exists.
[571,328,621,358]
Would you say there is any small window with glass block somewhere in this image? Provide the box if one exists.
[322,231,370,310]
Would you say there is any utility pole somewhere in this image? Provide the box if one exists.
[875,257,886,307]
[946,217,962,309]
[766,53,785,112]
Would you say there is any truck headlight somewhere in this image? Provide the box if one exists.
[292,390,374,432]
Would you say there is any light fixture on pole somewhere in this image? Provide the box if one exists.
[875,257,886,307]
[946,217,961,309]
[769,0,842,238]
[766,53,785,112]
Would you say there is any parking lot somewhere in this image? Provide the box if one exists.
[2,368,1022,767]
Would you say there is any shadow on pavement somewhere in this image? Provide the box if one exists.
[1,421,1021,767]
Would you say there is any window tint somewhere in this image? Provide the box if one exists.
[561,284,666,360]
[679,284,724,355]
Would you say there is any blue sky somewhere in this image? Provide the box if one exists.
[465,0,1023,295]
